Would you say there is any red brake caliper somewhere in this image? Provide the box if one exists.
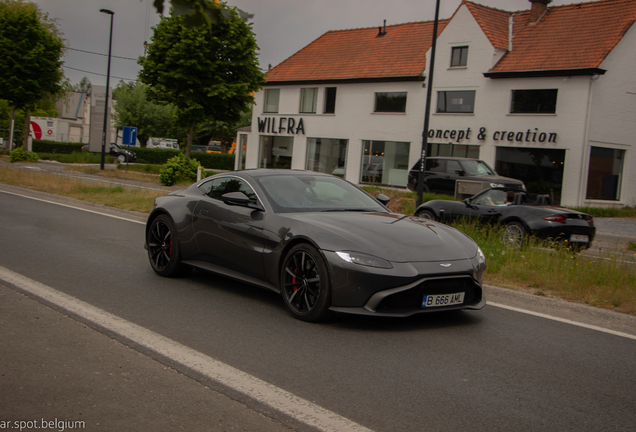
[292,269,299,292]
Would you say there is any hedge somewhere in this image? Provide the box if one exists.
[29,141,236,170]
[33,140,83,154]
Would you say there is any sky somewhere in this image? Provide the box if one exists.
[33,0,594,88]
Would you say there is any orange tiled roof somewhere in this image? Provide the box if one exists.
[464,1,510,51]
[265,20,448,83]
[489,0,636,73]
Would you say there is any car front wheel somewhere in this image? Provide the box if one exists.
[147,214,190,277]
[416,209,436,221]
[280,244,331,322]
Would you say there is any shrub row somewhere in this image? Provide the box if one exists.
[33,140,83,154]
[29,141,235,171]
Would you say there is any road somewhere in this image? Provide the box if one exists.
[1,185,635,432]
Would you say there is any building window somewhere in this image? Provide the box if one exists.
[510,89,558,114]
[450,46,468,67]
[436,91,475,113]
[495,147,565,204]
[259,136,293,169]
[586,147,624,201]
[324,87,337,114]
[306,138,348,177]
[300,88,318,113]
[374,92,407,113]
[427,143,480,158]
[263,89,280,113]
[361,140,410,187]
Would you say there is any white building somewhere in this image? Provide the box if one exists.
[238,0,636,207]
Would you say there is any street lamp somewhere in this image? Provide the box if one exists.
[99,8,114,170]
[417,0,440,206]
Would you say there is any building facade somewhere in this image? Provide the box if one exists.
[238,0,636,207]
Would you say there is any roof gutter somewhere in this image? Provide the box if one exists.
[263,76,426,86]
[483,68,606,79]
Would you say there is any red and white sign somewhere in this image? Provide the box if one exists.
[29,121,43,140]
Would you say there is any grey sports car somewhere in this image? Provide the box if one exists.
[145,169,486,321]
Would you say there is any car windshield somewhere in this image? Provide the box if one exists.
[256,174,387,213]
[460,160,496,176]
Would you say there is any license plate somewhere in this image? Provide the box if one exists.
[422,292,465,308]
[570,234,589,243]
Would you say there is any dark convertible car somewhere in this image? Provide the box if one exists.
[414,187,596,249]
[145,169,486,321]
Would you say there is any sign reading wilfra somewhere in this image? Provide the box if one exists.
[428,127,557,143]
[258,117,305,135]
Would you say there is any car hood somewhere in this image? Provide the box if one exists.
[284,212,479,263]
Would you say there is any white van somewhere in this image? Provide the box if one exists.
[147,137,180,150]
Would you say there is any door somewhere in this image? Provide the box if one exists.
[192,176,266,280]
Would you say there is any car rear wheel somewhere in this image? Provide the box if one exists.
[416,209,436,221]
[503,221,525,248]
[281,244,331,322]
[147,214,190,277]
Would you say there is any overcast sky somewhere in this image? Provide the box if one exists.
[33,0,592,88]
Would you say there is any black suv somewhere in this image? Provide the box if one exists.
[407,157,525,197]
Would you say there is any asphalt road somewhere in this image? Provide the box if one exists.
[1,186,635,432]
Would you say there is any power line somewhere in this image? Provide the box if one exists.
[67,47,140,61]
[63,65,137,82]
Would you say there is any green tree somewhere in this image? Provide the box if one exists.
[72,76,92,96]
[151,0,252,27]
[139,1,265,157]
[0,0,65,148]
[197,104,252,152]
[112,81,177,148]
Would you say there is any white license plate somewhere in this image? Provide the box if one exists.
[570,234,589,243]
[422,292,465,308]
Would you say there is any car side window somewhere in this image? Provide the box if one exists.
[426,159,445,173]
[446,160,462,175]
[200,177,258,205]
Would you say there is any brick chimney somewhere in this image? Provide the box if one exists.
[528,0,551,25]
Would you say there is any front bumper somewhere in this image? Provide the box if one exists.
[323,251,485,317]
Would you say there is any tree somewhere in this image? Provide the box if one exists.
[151,0,253,28]
[196,104,252,152]
[0,0,65,148]
[139,1,265,157]
[112,81,177,148]
[73,76,92,96]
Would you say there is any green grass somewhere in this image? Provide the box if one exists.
[38,152,115,164]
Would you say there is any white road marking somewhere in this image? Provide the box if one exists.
[488,301,636,341]
[0,266,373,432]
[0,189,146,224]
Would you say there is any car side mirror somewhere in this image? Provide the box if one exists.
[222,191,251,206]
[455,170,465,176]
[376,193,390,206]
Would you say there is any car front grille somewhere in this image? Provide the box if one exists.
[375,276,481,314]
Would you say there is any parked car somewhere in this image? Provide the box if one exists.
[414,186,596,249]
[109,143,136,163]
[145,169,486,321]
[407,157,525,197]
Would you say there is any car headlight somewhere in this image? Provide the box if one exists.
[336,251,393,269]
[472,246,486,271]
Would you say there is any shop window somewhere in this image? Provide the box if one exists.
[300,88,318,113]
[324,87,337,114]
[586,147,624,201]
[374,92,407,113]
[361,140,410,187]
[510,89,557,114]
[427,143,480,158]
[306,138,348,177]
[259,136,293,169]
[450,46,468,67]
[436,91,475,113]
[263,89,280,113]
[495,147,565,204]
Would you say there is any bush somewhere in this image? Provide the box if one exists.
[9,147,39,162]
[134,147,181,165]
[159,154,203,186]
[32,140,83,154]
[191,151,235,170]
